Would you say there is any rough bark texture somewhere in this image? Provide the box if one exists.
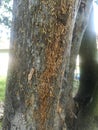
[59,1,93,130]
[68,0,93,88]
[3,0,80,130]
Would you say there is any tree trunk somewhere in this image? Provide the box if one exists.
[64,1,93,129]
[76,7,97,108]
[75,8,98,130]
[2,1,80,130]
[57,0,93,129]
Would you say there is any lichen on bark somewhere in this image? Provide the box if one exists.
[3,0,81,130]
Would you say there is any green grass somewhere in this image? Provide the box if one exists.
[0,76,6,101]
[0,121,2,129]
[0,76,6,129]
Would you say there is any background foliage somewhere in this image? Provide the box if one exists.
[0,0,12,28]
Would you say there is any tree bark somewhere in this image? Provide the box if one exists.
[76,7,97,108]
[75,8,98,130]
[77,7,97,104]
[59,1,93,129]
[3,0,80,130]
